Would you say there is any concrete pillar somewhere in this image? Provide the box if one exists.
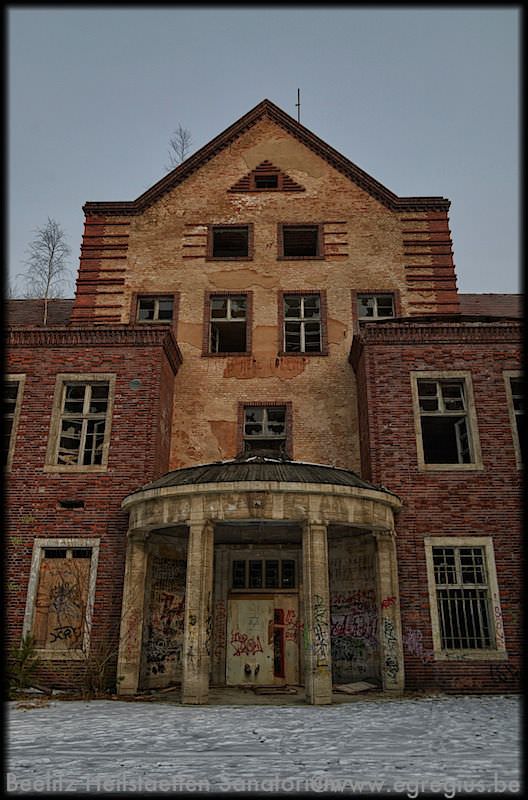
[181,519,214,704]
[117,533,150,695]
[375,530,405,692]
[302,521,333,705]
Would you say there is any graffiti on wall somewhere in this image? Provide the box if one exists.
[230,631,264,656]
[145,557,186,677]
[330,587,379,678]
[312,594,330,666]
[402,628,434,665]
[381,616,399,682]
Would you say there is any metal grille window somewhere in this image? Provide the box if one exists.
[510,377,524,462]
[56,382,110,466]
[231,558,296,589]
[284,294,322,353]
[281,225,320,257]
[418,379,473,464]
[137,296,173,323]
[357,294,395,319]
[3,381,21,466]
[432,546,492,649]
[243,406,286,453]
[209,295,247,353]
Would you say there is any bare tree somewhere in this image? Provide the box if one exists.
[166,124,192,171]
[18,218,71,324]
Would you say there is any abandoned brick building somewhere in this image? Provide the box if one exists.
[6,99,522,703]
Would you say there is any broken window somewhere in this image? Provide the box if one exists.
[3,379,23,468]
[210,226,250,258]
[509,376,524,463]
[209,295,248,353]
[281,225,321,258]
[32,546,94,651]
[283,294,322,353]
[432,546,492,649]
[137,296,174,323]
[357,294,395,319]
[417,379,474,464]
[56,382,111,466]
[243,405,286,453]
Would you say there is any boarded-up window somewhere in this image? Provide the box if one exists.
[32,548,92,650]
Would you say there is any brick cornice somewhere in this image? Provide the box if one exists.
[349,320,522,354]
[5,325,183,372]
[82,99,450,216]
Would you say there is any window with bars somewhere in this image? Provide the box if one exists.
[509,376,524,463]
[280,224,321,258]
[432,546,493,650]
[137,296,174,323]
[417,378,473,464]
[231,559,296,589]
[357,294,395,319]
[243,405,286,453]
[4,379,23,468]
[209,225,250,259]
[283,294,322,353]
[55,382,111,466]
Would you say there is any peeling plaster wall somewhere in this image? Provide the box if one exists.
[121,117,409,470]
[328,534,380,684]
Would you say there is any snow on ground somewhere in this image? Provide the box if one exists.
[7,694,520,795]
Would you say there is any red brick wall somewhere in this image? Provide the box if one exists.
[6,327,178,689]
[353,320,522,692]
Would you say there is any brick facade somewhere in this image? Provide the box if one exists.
[5,99,521,696]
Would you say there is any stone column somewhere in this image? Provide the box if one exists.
[117,532,151,695]
[181,519,214,704]
[302,521,333,705]
[375,530,405,692]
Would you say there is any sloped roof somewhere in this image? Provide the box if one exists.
[138,454,397,496]
[83,98,450,216]
[5,299,74,326]
[458,293,523,318]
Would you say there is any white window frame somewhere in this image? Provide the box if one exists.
[22,538,100,660]
[410,371,483,471]
[4,374,26,472]
[209,295,247,353]
[136,296,174,323]
[357,294,395,320]
[44,373,116,473]
[504,370,523,469]
[283,294,322,353]
[424,536,506,661]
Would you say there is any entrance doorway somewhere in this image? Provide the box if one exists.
[226,594,300,686]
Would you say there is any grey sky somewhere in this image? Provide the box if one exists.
[8,7,520,296]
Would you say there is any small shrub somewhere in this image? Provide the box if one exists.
[8,634,42,697]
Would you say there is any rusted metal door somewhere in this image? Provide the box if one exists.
[226,595,299,686]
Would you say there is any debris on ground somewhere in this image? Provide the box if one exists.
[334,681,377,694]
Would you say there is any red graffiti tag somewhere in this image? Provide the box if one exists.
[230,631,264,656]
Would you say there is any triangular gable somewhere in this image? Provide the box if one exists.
[83,99,449,215]
[228,160,305,192]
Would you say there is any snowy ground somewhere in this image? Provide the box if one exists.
[7,693,521,795]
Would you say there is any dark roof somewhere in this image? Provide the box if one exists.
[458,293,523,318]
[6,299,74,326]
[83,99,449,215]
[137,454,396,496]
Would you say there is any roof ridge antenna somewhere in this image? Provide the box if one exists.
[295,88,301,123]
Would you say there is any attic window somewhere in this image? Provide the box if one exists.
[254,174,278,189]
[209,225,252,259]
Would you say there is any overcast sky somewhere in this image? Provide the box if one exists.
[8,6,520,296]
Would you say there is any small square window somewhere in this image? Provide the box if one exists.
[137,296,174,323]
[281,225,321,258]
[357,294,395,319]
[255,174,278,189]
[243,405,286,453]
[211,226,250,258]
